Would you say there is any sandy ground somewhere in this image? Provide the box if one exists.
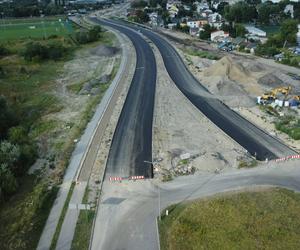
[151,40,251,178]
[29,36,121,175]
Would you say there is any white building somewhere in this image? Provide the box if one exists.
[297,24,300,47]
[187,20,200,28]
[284,4,294,18]
[210,30,229,42]
[245,25,266,37]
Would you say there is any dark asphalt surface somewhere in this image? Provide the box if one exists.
[109,20,295,161]
[91,18,156,178]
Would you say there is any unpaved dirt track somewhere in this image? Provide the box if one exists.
[91,18,157,178]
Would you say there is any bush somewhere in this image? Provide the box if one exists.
[23,41,68,61]
[75,26,102,44]
[0,45,9,57]
[0,163,18,199]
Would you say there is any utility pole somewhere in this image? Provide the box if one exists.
[144,158,163,220]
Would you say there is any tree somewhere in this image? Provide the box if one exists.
[280,19,298,45]
[200,24,214,40]
[235,24,247,37]
[0,141,20,168]
[257,2,280,25]
[0,96,17,138]
[131,0,148,8]
[217,2,229,15]
[134,10,150,23]
[0,163,18,199]
[224,2,257,23]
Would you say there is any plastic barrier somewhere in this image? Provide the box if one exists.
[275,154,300,162]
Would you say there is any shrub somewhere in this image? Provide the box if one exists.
[75,26,102,44]
[0,45,9,57]
[23,41,68,61]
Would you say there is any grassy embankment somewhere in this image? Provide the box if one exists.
[0,17,117,250]
[183,48,220,60]
[159,188,300,250]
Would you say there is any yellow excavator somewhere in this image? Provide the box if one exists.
[293,95,300,101]
[270,86,292,96]
[261,86,292,102]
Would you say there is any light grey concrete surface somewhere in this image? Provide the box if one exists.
[91,161,300,250]
[37,24,131,250]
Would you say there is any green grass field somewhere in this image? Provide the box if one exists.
[159,188,300,250]
[0,17,73,40]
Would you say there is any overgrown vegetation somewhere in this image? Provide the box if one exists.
[275,115,300,140]
[159,188,300,250]
[238,159,258,168]
[0,20,113,249]
[184,48,220,60]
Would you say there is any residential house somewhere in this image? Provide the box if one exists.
[167,23,178,29]
[190,27,200,36]
[187,20,200,28]
[297,24,300,47]
[208,13,222,29]
[194,1,209,14]
[245,26,266,37]
[168,5,179,18]
[284,4,294,18]
[201,9,213,18]
[166,0,182,10]
[210,30,229,42]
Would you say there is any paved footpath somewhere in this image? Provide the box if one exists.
[37,23,133,250]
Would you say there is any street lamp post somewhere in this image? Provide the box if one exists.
[144,158,163,220]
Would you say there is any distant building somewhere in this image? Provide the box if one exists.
[210,30,229,42]
[284,4,294,18]
[245,26,266,37]
[190,27,199,36]
[297,24,300,47]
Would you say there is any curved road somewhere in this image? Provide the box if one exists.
[91,162,300,250]
[91,18,157,178]
[89,18,300,250]
[106,19,296,161]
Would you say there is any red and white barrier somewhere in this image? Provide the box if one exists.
[109,176,123,182]
[275,154,300,162]
[109,175,145,182]
[130,176,145,180]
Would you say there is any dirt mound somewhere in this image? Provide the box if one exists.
[91,45,120,57]
[258,74,284,87]
[203,56,251,83]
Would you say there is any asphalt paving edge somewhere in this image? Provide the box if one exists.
[87,23,137,250]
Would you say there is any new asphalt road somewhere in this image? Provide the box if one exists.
[106,19,296,161]
[91,18,157,178]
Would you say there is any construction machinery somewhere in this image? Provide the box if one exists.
[258,86,292,105]
[270,86,292,96]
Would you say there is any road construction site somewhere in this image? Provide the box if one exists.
[38,8,300,250]
[161,30,300,155]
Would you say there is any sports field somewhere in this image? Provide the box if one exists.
[0,17,74,40]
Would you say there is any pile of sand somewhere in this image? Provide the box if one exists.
[203,56,253,83]
[258,74,284,87]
